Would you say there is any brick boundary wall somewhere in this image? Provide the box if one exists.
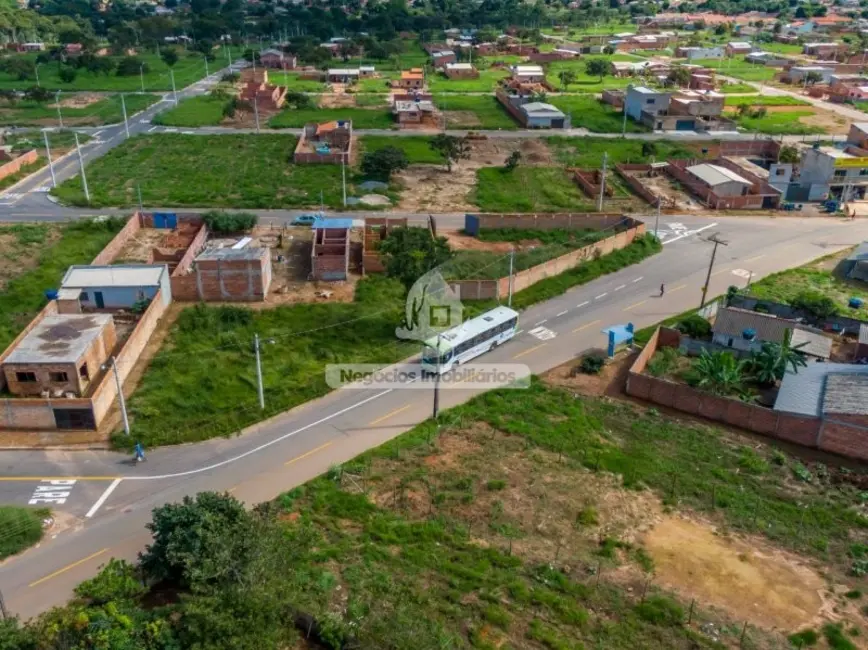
[465,213,633,235]
[614,164,667,207]
[449,221,645,300]
[172,224,208,276]
[495,89,527,127]
[0,292,167,432]
[0,149,38,182]
[90,213,142,265]
[625,327,868,462]
[573,169,612,199]
[665,159,779,210]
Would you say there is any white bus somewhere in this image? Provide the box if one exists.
[421,306,519,374]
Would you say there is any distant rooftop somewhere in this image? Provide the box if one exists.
[196,247,267,261]
[61,265,166,289]
[5,314,113,365]
[687,163,752,187]
[775,363,868,417]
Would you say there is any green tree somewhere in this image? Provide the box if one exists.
[429,134,471,173]
[747,331,808,386]
[584,58,613,81]
[361,146,409,181]
[161,47,180,68]
[58,66,77,83]
[558,69,577,90]
[2,57,34,81]
[641,141,658,158]
[805,70,823,86]
[504,150,521,172]
[379,227,453,288]
[667,65,691,87]
[140,491,255,589]
[791,290,839,320]
[116,56,148,77]
[23,86,52,103]
[779,144,800,164]
[688,349,747,396]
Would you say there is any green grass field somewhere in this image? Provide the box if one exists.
[262,69,327,92]
[427,67,510,93]
[355,76,395,93]
[152,94,226,127]
[0,50,243,92]
[473,166,593,212]
[761,42,804,55]
[0,506,47,560]
[548,95,645,133]
[51,134,350,209]
[719,82,758,94]
[359,135,444,164]
[436,94,517,129]
[0,93,158,127]
[692,58,776,81]
[733,109,824,135]
[546,136,699,167]
[269,106,394,129]
[546,58,636,93]
[0,155,43,191]
[0,219,126,350]
[724,95,809,107]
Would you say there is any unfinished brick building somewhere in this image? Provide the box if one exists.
[311,218,352,281]
[293,120,353,164]
[180,247,273,301]
[1,314,116,398]
[363,217,407,273]
[239,69,287,111]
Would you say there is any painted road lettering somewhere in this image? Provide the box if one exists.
[29,480,76,505]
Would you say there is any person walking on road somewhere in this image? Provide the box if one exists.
[134,442,146,463]
[659,283,665,297]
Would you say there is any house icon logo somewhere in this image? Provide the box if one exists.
[396,269,463,342]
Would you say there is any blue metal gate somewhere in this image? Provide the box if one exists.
[153,212,178,228]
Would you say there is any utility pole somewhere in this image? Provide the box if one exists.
[341,152,347,206]
[654,197,661,238]
[35,63,40,87]
[137,183,144,213]
[74,132,90,204]
[121,93,130,139]
[42,129,56,188]
[508,248,515,306]
[254,334,265,409]
[432,333,442,419]
[108,357,130,436]
[700,233,729,308]
[204,54,209,78]
[0,587,8,620]
[596,152,608,212]
[621,104,628,136]
[170,68,178,104]
[253,95,260,133]
[139,64,145,93]
[55,90,63,128]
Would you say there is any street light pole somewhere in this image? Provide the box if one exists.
[42,129,56,188]
[55,90,63,128]
[432,333,442,419]
[108,356,130,436]
[254,95,260,133]
[74,132,90,204]
[139,64,145,93]
[170,68,178,104]
[654,197,661,238]
[204,54,209,78]
[35,63,40,87]
[507,248,515,306]
[121,93,130,138]
[621,104,627,136]
[254,334,265,409]
[700,233,729,308]
[596,151,608,212]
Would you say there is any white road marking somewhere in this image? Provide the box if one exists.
[29,479,76,505]
[732,268,752,279]
[533,320,547,326]
[140,119,150,124]
[632,276,643,283]
[126,389,396,481]
[91,130,103,138]
[32,186,50,193]
[556,310,568,317]
[663,223,718,246]
[615,284,626,291]
[182,130,194,134]
[577,301,589,308]
[595,293,607,300]
[529,326,557,341]
[148,126,158,132]
[85,478,122,518]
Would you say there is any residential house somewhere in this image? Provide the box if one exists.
[797,144,868,201]
[624,86,671,122]
[495,91,570,128]
[842,241,868,282]
[848,123,868,149]
[1,314,116,398]
[393,99,438,126]
[260,48,296,69]
[725,41,754,57]
[676,46,724,60]
[687,163,754,198]
[444,62,478,79]
[711,306,833,357]
[774,364,868,424]
[293,120,353,164]
[431,50,457,69]
[745,51,792,66]
[56,265,172,313]
[511,64,546,83]
[327,68,360,83]
[397,68,425,89]
[803,42,849,59]
[787,65,835,84]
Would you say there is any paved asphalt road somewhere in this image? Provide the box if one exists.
[1,214,867,620]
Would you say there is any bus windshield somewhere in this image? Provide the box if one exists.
[422,345,452,365]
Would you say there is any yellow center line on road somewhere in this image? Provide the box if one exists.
[572,319,601,333]
[623,300,647,312]
[368,404,413,426]
[285,441,334,466]
[29,548,109,588]
[0,476,120,481]
[512,343,548,360]
[668,284,687,294]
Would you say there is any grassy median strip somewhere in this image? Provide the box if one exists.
[0,94,159,127]
[0,506,48,560]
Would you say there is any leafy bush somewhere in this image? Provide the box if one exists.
[0,507,44,560]
[634,595,684,627]
[824,623,857,650]
[75,558,145,604]
[788,628,819,647]
[791,290,839,320]
[486,479,506,491]
[579,354,605,375]
[201,210,258,233]
[646,347,680,377]
[575,506,598,527]
[360,146,409,181]
[675,314,711,339]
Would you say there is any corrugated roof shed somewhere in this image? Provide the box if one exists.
[774,363,868,416]
[4,314,113,365]
[687,163,753,187]
[823,374,868,415]
[62,265,165,289]
[713,307,791,343]
[790,328,833,359]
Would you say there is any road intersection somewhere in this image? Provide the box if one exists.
[1,213,866,620]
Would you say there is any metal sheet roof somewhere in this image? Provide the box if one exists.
[823,374,868,415]
[775,363,868,416]
[61,265,165,289]
[4,314,113,365]
[687,163,752,187]
[312,217,354,230]
[713,307,791,342]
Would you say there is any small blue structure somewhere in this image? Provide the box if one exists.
[601,323,634,358]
